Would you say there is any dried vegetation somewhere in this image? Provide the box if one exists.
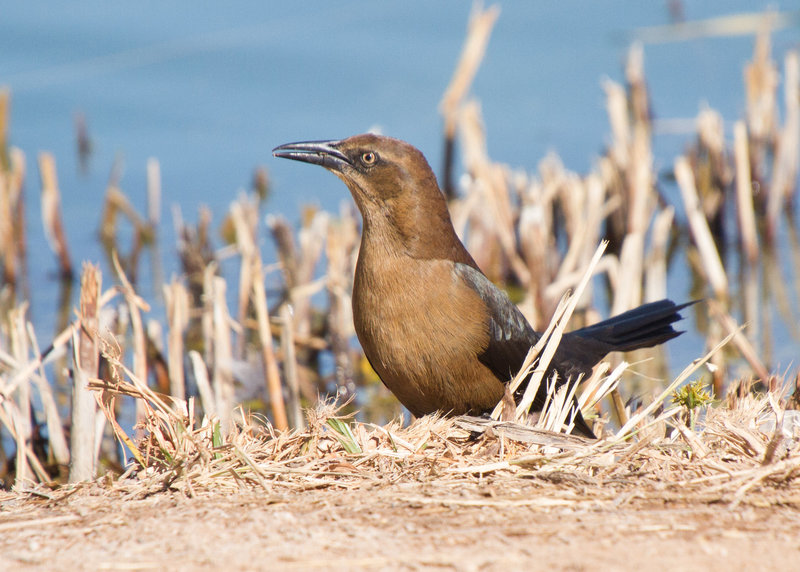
[0,6,799,512]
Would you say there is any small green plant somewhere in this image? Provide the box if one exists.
[672,379,714,430]
[326,418,363,454]
[212,421,224,460]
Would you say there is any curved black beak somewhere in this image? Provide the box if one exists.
[272,139,351,172]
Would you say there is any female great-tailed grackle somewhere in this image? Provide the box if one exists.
[273,134,690,437]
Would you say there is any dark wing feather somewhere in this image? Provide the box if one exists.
[453,263,539,383]
[455,264,595,438]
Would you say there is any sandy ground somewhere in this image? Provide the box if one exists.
[2,478,799,572]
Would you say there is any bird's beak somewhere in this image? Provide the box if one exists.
[272,140,352,172]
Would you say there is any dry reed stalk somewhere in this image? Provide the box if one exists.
[326,215,358,395]
[164,279,188,401]
[744,27,778,152]
[229,199,257,359]
[611,232,645,315]
[38,152,73,279]
[189,350,215,419]
[8,304,32,487]
[211,276,235,433]
[459,100,530,286]
[611,65,655,312]
[517,191,552,327]
[625,42,651,127]
[267,215,299,291]
[201,262,217,367]
[9,148,26,253]
[553,174,609,305]
[269,210,328,341]
[695,108,729,241]
[112,253,151,432]
[146,157,161,228]
[69,263,101,482]
[708,299,769,381]
[510,242,607,423]
[270,209,330,400]
[733,121,759,263]
[0,400,50,487]
[604,80,631,170]
[25,322,69,467]
[251,254,289,431]
[0,170,14,285]
[99,185,148,244]
[767,50,799,240]
[440,3,500,135]
[280,304,303,431]
[674,156,729,299]
[439,3,500,197]
[627,109,654,237]
[644,206,674,302]
[0,87,8,153]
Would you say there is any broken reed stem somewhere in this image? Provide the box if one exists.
[441,4,500,135]
[112,252,151,430]
[507,241,608,423]
[38,152,73,280]
[146,157,161,228]
[0,87,8,154]
[211,276,235,433]
[25,321,70,466]
[0,147,23,285]
[189,350,215,419]
[733,121,759,263]
[100,185,148,243]
[767,50,799,240]
[644,206,674,302]
[69,264,101,482]
[439,3,500,198]
[164,279,188,401]
[9,304,32,488]
[674,156,729,299]
[229,198,258,358]
[251,255,289,431]
[708,299,770,381]
[280,304,304,431]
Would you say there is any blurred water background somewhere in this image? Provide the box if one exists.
[1,1,799,375]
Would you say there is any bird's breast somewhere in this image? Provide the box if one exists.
[352,248,504,416]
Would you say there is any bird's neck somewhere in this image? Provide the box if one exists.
[358,198,477,267]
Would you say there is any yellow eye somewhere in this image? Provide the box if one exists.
[361,152,377,166]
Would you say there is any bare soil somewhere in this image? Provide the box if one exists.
[2,479,799,571]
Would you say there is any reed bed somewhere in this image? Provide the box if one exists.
[0,6,799,503]
[87,364,800,509]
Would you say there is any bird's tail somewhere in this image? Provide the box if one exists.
[571,299,696,354]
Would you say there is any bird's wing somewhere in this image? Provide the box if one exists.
[453,263,539,383]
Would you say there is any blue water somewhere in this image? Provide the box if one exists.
[1,1,798,371]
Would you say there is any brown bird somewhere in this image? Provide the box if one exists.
[273,134,690,437]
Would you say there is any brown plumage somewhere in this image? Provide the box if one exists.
[273,134,691,437]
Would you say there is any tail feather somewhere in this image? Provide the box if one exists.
[572,299,696,353]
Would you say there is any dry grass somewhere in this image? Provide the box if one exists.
[81,363,800,509]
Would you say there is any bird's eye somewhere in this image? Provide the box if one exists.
[360,152,377,166]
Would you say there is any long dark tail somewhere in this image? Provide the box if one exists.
[540,299,696,439]
[571,299,695,353]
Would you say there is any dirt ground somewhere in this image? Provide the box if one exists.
[2,478,799,572]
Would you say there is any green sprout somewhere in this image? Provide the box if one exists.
[671,379,714,431]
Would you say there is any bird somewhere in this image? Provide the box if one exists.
[273,134,691,437]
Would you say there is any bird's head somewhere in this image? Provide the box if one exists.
[273,134,465,259]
